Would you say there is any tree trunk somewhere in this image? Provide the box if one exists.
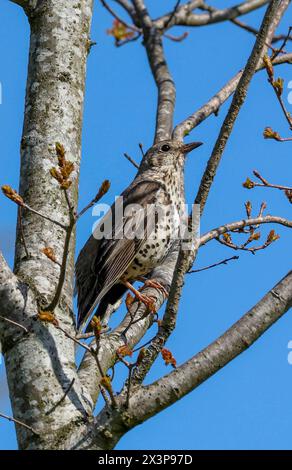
[2,0,93,450]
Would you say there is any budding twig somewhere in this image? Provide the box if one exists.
[243,170,292,204]
[263,53,292,130]
[1,186,67,230]
[76,180,110,219]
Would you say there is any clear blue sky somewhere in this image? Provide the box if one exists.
[1,0,292,450]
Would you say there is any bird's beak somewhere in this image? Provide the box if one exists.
[181,141,203,154]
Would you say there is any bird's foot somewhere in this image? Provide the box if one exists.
[138,277,169,298]
[123,281,157,313]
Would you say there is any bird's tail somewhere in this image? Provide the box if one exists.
[77,283,128,333]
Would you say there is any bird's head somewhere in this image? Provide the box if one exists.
[140,139,203,171]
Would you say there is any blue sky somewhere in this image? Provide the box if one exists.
[0,0,292,450]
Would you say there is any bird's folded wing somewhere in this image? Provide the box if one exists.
[76,179,163,330]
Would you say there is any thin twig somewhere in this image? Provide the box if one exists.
[0,412,39,435]
[116,33,141,47]
[124,153,139,169]
[56,321,117,407]
[22,202,67,230]
[99,384,111,406]
[254,182,292,191]
[76,180,110,220]
[45,220,74,312]
[55,323,93,353]
[199,215,292,247]
[164,31,188,42]
[271,26,292,59]
[188,255,239,273]
[164,0,181,29]
[231,18,292,45]
[0,315,29,334]
[18,207,30,258]
[245,170,292,194]
[192,0,288,213]
[100,0,140,32]
[76,327,110,340]
[45,378,76,415]
[138,143,145,158]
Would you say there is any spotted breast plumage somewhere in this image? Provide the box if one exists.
[75,139,202,331]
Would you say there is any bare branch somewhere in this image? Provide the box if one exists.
[164,0,182,30]
[76,180,110,220]
[129,212,292,385]
[173,52,292,140]
[64,269,292,449]
[243,170,292,197]
[100,0,140,32]
[0,315,29,334]
[155,0,270,29]
[0,412,38,436]
[123,270,292,430]
[164,31,189,42]
[133,1,176,142]
[192,0,289,213]
[123,152,140,169]
[263,49,292,129]
[199,215,292,247]
[113,0,136,18]
[45,212,75,313]
[131,0,290,389]
[1,186,67,230]
[231,18,292,44]
[132,0,152,28]
[187,255,239,273]
[78,245,178,405]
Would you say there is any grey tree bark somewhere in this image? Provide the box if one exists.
[2,0,94,450]
[1,0,291,450]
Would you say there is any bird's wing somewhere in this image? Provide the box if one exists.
[75,179,163,330]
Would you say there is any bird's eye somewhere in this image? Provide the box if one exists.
[161,144,171,152]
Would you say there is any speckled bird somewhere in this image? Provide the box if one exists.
[75,139,202,331]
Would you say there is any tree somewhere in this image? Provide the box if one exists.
[0,0,291,450]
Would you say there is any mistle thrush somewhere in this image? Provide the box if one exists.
[75,139,202,331]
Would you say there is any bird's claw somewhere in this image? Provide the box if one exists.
[142,279,169,298]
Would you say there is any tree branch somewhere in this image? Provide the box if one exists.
[187,255,239,273]
[0,412,38,436]
[155,0,270,29]
[193,0,289,213]
[113,0,136,19]
[173,52,292,140]
[124,269,292,430]
[70,270,292,450]
[100,0,140,32]
[231,17,292,44]
[78,244,179,405]
[131,0,290,388]
[133,0,176,142]
[199,215,292,246]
